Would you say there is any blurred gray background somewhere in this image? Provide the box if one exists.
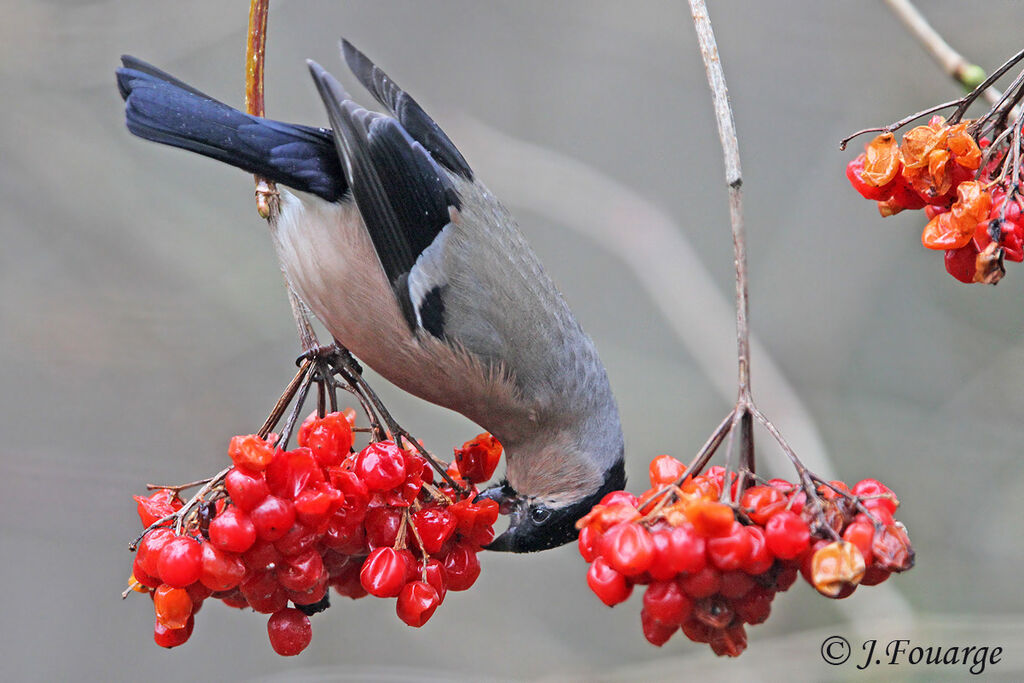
[3,1,1024,681]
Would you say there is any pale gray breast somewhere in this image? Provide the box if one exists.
[406,177,621,451]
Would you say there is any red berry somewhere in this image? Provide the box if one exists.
[682,618,716,645]
[847,153,896,201]
[266,447,323,500]
[208,506,257,553]
[134,489,179,527]
[599,490,639,508]
[441,543,481,591]
[267,608,312,656]
[664,524,707,575]
[640,608,678,646]
[323,517,367,555]
[225,467,270,512]
[278,549,326,592]
[740,485,786,525]
[364,505,404,549]
[719,570,755,599]
[355,441,407,492]
[412,507,457,555]
[764,510,810,560]
[330,560,369,599]
[841,521,875,566]
[586,556,632,606]
[578,525,601,563]
[423,559,448,604]
[241,571,289,614]
[274,522,320,557]
[153,584,193,630]
[396,581,441,627]
[852,478,899,515]
[742,526,774,575]
[686,501,735,537]
[642,579,692,625]
[706,521,752,571]
[199,543,246,591]
[360,547,413,598]
[454,433,503,484]
[156,536,202,588]
[250,496,297,542]
[648,455,686,488]
[710,623,748,657]
[602,523,655,577]
[131,555,161,589]
[228,433,275,472]
[679,565,721,599]
[861,565,891,586]
[294,484,343,528]
[136,528,175,579]
[153,615,194,648]
[734,585,774,624]
[301,412,355,467]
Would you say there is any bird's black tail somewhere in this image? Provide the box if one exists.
[116,56,346,202]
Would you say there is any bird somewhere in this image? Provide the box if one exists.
[116,41,625,552]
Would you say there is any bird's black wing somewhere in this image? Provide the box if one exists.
[118,56,346,202]
[307,60,456,334]
[341,40,473,180]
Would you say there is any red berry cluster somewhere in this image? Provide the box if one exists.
[129,412,500,655]
[576,456,914,657]
[846,115,1023,284]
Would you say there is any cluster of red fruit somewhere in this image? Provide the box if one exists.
[128,411,501,655]
[576,456,914,657]
[846,115,1022,284]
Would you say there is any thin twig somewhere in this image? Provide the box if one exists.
[885,0,1021,120]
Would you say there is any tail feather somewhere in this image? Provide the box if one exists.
[117,57,346,202]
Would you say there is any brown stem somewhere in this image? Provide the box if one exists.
[257,358,313,439]
[637,409,735,519]
[145,478,212,493]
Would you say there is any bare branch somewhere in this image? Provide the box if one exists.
[885,0,1019,119]
[688,0,750,401]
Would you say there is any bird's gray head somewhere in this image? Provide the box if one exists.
[476,436,626,553]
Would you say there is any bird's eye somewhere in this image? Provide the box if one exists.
[531,506,552,524]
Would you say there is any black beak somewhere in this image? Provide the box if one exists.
[483,525,519,552]
[476,481,521,551]
[474,481,517,515]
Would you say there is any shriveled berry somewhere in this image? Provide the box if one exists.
[153,615,194,648]
[396,581,441,627]
[153,584,193,630]
[228,433,275,472]
[441,543,481,591]
[454,433,503,484]
[360,547,412,598]
[355,441,407,492]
